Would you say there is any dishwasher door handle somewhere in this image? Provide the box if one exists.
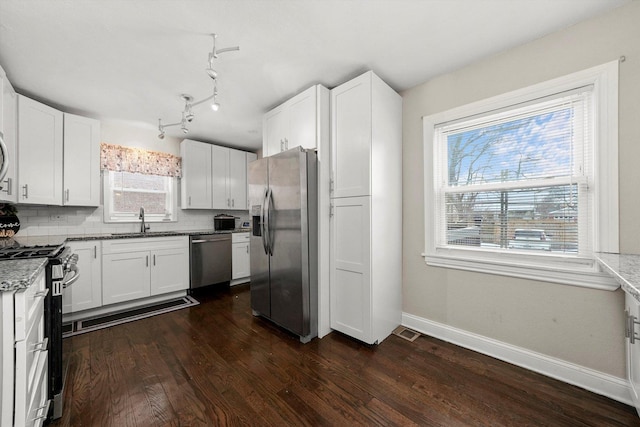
[191,236,231,243]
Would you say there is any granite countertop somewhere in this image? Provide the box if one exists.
[0,229,253,292]
[0,258,48,292]
[66,228,251,241]
[595,253,640,302]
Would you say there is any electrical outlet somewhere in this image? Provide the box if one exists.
[49,214,66,222]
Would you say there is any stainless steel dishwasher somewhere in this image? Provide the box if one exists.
[190,234,232,289]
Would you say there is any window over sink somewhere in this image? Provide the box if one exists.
[103,171,177,223]
[422,61,619,290]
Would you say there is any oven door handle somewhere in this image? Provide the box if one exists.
[62,264,80,289]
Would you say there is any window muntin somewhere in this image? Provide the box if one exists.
[103,171,177,223]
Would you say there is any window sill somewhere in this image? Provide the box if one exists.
[423,249,619,291]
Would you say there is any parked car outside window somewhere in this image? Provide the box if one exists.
[508,229,551,251]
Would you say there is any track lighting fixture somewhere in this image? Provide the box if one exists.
[157,33,239,139]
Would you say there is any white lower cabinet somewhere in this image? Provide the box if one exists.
[625,292,640,415]
[150,247,189,295]
[1,268,49,427]
[329,196,372,343]
[102,236,189,306]
[102,251,151,305]
[232,232,250,281]
[63,241,102,314]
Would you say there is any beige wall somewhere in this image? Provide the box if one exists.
[402,1,640,378]
[100,119,182,155]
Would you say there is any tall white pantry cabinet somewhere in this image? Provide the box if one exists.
[329,71,402,345]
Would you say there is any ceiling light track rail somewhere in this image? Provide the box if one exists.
[158,33,239,139]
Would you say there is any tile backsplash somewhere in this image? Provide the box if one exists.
[15,205,249,237]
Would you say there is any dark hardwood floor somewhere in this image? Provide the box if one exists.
[52,284,640,426]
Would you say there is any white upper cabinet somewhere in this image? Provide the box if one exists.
[264,107,287,157]
[331,74,373,198]
[17,95,64,205]
[63,113,100,206]
[181,138,213,209]
[211,144,230,209]
[212,145,247,210]
[181,139,252,210]
[246,152,257,209]
[0,65,18,202]
[262,84,329,157]
[228,148,247,210]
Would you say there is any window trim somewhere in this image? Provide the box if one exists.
[422,61,619,290]
[102,171,178,223]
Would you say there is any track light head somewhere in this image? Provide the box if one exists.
[211,101,220,111]
[206,68,218,80]
[158,132,165,139]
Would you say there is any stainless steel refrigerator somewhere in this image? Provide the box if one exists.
[249,147,318,343]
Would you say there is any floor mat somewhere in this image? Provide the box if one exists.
[62,295,199,338]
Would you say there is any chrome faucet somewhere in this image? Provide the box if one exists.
[139,207,150,233]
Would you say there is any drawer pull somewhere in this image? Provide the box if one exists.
[34,289,49,299]
[30,338,49,353]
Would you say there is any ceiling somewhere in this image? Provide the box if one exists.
[0,0,630,152]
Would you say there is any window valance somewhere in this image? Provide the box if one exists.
[100,143,182,178]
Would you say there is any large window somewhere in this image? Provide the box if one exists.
[423,62,619,289]
[103,171,177,223]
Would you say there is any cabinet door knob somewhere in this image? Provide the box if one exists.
[146,255,149,267]
[65,189,70,202]
[22,184,28,199]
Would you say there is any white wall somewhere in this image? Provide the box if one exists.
[402,1,640,380]
[16,119,248,236]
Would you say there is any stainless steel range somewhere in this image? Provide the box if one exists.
[0,241,79,420]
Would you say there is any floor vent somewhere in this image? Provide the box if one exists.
[393,326,421,342]
[63,295,199,338]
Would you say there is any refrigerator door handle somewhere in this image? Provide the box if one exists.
[260,188,269,255]
[265,187,274,256]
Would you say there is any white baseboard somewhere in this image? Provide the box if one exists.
[402,312,633,406]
